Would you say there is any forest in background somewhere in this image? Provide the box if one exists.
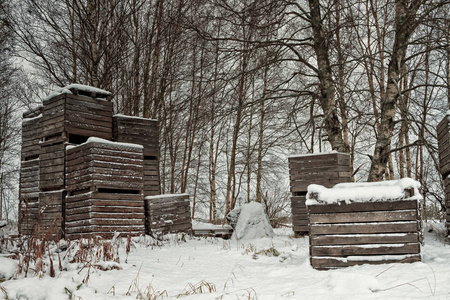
[0,0,449,224]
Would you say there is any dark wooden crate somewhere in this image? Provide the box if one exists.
[143,158,160,196]
[20,159,40,196]
[18,196,39,236]
[38,190,65,237]
[42,92,113,142]
[437,117,450,177]
[65,192,145,240]
[288,152,352,236]
[39,142,66,191]
[21,115,42,161]
[144,194,192,235]
[445,176,450,237]
[288,153,352,194]
[113,115,159,157]
[65,139,144,193]
[308,196,421,270]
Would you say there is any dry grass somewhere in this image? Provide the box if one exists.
[176,280,217,297]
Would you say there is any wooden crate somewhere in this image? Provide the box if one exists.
[39,142,66,191]
[21,113,42,161]
[41,89,113,143]
[65,192,145,240]
[113,115,160,196]
[145,194,192,235]
[65,138,144,194]
[288,152,352,236]
[18,195,39,236]
[291,195,308,234]
[445,176,450,237]
[38,190,65,237]
[113,115,159,157]
[437,117,450,177]
[307,182,422,269]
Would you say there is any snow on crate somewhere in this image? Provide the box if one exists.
[306,178,422,205]
[306,178,423,269]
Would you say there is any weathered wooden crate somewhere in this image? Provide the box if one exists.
[307,179,422,269]
[39,142,66,191]
[65,138,144,194]
[113,115,161,196]
[41,86,113,144]
[38,190,65,237]
[65,192,145,240]
[144,194,192,235]
[21,113,42,161]
[288,152,352,235]
[18,195,39,236]
[113,115,159,157]
[437,116,450,177]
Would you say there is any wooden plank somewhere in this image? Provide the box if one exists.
[310,233,419,246]
[311,243,420,257]
[311,255,421,269]
[309,209,418,224]
[308,200,418,214]
[310,221,419,235]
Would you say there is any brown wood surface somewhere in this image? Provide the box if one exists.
[308,200,418,214]
[310,232,419,246]
[310,221,419,235]
[309,209,418,224]
[311,255,421,269]
[311,243,420,257]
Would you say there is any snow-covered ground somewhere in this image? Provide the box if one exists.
[1,221,450,300]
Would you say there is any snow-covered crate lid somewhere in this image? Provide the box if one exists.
[306,178,422,206]
[64,84,112,100]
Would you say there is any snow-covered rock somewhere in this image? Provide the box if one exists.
[231,202,274,240]
[0,257,17,281]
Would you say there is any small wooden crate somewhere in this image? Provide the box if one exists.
[307,183,422,269]
[445,177,450,236]
[65,138,144,194]
[437,117,450,177]
[18,195,39,236]
[41,89,113,143]
[288,152,352,235]
[145,194,192,235]
[65,192,145,240]
[113,115,161,196]
[113,115,159,157]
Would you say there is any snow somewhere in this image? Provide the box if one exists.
[114,114,157,122]
[145,193,189,200]
[42,87,72,102]
[0,257,17,280]
[81,137,144,150]
[64,84,111,96]
[22,114,42,124]
[231,202,274,240]
[306,178,422,205]
[288,151,338,158]
[1,222,450,299]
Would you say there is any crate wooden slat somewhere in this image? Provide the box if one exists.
[144,194,192,235]
[65,192,145,240]
[288,152,352,236]
[65,138,144,193]
[42,92,113,142]
[307,183,422,270]
[18,196,39,235]
[445,176,450,236]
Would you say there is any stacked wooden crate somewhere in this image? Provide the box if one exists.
[113,115,160,196]
[144,194,191,235]
[38,86,113,235]
[65,138,145,239]
[288,152,352,236]
[307,180,422,269]
[437,116,450,236]
[19,107,42,235]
